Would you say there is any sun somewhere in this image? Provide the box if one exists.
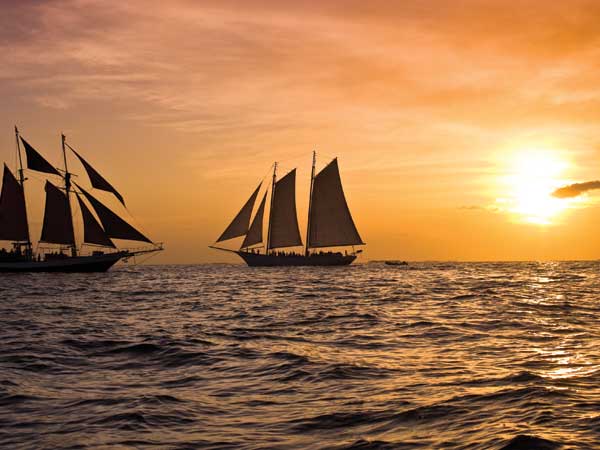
[501,149,570,225]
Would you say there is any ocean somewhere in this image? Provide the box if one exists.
[0,261,599,449]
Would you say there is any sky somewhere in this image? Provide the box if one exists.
[1,0,599,263]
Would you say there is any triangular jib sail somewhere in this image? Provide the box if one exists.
[0,164,29,242]
[268,169,302,249]
[76,194,116,248]
[20,137,60,176]
[76,183,152,243]
[241,191,267,249]
[308,158,364,248]
[40,181,75,246]
[71,147,125,206]
[217,183,261,242]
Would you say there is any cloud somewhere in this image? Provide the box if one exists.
[2,0,600,176]
[553,181,600,198]
[458,205,501,212]
[3,0,600,138]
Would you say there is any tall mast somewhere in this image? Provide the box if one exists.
[266,162,277,255]
[14,126,32,257]
[305,150,316,257]
[61,133,77,257]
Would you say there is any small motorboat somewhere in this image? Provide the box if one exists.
[384,260,408,266]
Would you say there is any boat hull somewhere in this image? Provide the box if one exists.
[0,252,127,273]
[236,251,357,267]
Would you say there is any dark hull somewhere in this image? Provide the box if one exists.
[0,252,127,273]
[237,251,356,267]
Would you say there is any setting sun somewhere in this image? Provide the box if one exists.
[502,149,571,225]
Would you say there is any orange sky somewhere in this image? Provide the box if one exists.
[1,0,599,263]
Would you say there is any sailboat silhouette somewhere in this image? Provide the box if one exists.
[211,152,364,266]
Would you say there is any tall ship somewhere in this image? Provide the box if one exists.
[211,152,364,266]
[0,127,162,272]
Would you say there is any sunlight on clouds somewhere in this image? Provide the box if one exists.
[1,0,600,262]
[497,147,578,225]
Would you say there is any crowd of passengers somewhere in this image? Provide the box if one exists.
[0,247,67,262]
[245,248,347,257]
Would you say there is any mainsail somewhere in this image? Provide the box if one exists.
[217,183,261,242]
[20,137,60,176]
[40,181,75,245]
[76,194,115,248]
[71,148,125,206]
[76,184,152,243]
[241,191,267,249]
[308,158,364,248]
[0,164,29,242]
[268,169,302,249]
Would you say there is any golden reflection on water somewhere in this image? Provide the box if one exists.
[3,262,600,448]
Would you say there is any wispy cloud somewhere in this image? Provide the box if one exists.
[2,0,600,261]
[2,0,600,139]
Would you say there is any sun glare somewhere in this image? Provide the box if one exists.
[502,149,570,225]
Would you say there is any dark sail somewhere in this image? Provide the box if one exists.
[308,158,364,248]
[269,169,302,249]
[0,164,29,242]
[76,183,152,243]
[71,149,125,205]
[241,191,266,249]
[217,183,261,242]
[40,181,75,245]
[20,137,60,176]
[76,194,115,248]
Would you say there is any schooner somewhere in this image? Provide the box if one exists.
[0,127,162,272]
[211,152,364,266]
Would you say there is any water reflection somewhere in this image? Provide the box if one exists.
[0,261,599,449]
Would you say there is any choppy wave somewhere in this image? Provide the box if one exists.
[0,261,599,449]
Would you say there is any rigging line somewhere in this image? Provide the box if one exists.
[64,142,77,153]
[255,162,275,187]
[21,170,62,185]
[272,157,335,178]
[128,250,161,266]
[273,150,337,168]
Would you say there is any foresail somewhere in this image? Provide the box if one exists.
[0,164,29,242]
[217,183,261,242]
[269,169,302,249]
[308,158,364,248]
[76,194,116,248]
[71,148,125,206]
[20,137,60,176]
[241,191,266,249]
[76,183,152,244]
[40,181,75,245]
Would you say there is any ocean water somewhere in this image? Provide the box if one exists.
[1,261,599,450]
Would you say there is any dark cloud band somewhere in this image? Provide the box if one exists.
[552,181,600,198]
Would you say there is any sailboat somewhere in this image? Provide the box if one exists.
[211,152,364,266]
[0,127,163,272]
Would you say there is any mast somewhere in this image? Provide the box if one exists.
[266,162,277,255]
[305,150,316,256]
[61,133,77,257]
[14,126,32,258]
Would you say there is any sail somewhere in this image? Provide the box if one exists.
[40,181,75,245]
[71,148,125,205]
[308,158,364,248]
[76,183,152,243]
[20,137,60,176]
[0,164,29,242]
[76,194,115,248]
[241,191,266,249]
[217,183,261,242]
[269,169,302,249]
